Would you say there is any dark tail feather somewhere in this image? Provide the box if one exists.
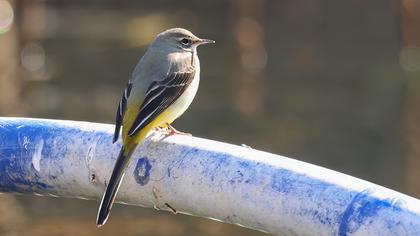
[96,146,132,227]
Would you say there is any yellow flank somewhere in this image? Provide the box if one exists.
[121,103,175,156]
[121,70,199,156]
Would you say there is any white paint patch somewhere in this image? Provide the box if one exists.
[85,143,96,165]
[22,136,30,150]
[32,139,44,172]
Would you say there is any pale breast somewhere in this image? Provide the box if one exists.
[161,58,200,125]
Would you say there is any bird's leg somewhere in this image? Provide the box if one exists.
[164,123,192,136]
[152,124,167,132]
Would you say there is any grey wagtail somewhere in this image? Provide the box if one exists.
[96,28,214,226]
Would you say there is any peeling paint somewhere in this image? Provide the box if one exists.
[86,144,95,165]
[0,118,419,236]
[339,189,404,236]
[32,139,44,172]
[134,157,152,186]
[22,136,29,150]
[152,186,159,199]
[90,174,96,183]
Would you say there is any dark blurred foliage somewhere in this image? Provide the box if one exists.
[0,0,419,235]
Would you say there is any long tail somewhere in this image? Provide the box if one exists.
[96,146,133,227]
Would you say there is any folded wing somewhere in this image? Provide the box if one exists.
[113,81,133,143]
[128,67,196,137]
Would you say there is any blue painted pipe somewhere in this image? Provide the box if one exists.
[0,117,419,235]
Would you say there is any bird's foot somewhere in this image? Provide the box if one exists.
[151,126,172,141]
[152,126,166,132]
[164,124,192,136]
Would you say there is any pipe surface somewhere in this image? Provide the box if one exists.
[0,117,419,235]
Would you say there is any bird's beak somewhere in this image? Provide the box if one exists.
[196,38,215,45]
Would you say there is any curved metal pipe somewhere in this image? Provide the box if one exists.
[0,117,419,235]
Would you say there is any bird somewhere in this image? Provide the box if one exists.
[96,28,214,227]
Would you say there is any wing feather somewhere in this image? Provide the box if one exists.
[127,68,195,137]
[113,81,133,143]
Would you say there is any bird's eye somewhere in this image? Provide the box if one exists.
[180,38,191,46]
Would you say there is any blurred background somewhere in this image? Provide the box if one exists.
[0,0,420,235]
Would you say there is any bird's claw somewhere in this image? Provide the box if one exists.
[152,126,166,132]
[163,124,192,137]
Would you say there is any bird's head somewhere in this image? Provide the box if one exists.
[153,28,215,52]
